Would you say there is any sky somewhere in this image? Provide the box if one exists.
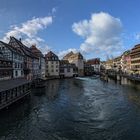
[0,0,140,60]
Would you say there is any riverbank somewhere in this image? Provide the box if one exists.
[101,72,140,83]
[1,73,140,111]
[0,78,31,110]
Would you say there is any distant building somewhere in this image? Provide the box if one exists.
[105,60,114,70]
[9,36,39,80]
[45,51,60,77]
[113,56,122,72]
[60,60,78,78]
[84,62,94,76]
[121,50,131,74]
[100,61,106,73]
[63,51,84,76]
[0,50,12,80]
[86,58,100,73]
[30,45,45,79]
[0,41,24,79]
[130,44,140,74]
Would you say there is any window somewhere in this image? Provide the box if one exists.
[15,63,17,68]
[15,71,18,76]
[14,54,17,59]
[67,68,70,72]
[60,68,64,73]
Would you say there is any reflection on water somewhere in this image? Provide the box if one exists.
[45,80,60,100]
[0,78,140,140]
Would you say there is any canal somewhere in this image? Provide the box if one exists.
[0,77,140,140]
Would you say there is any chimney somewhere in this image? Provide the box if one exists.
[19,38,21,42]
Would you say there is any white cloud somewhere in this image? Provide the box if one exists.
[2,16,53,53]
[58,48,78,59]
[39,45,51,55]
[72,12,123,58]
[3,16,52,42]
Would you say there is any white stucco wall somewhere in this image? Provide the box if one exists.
[46,61,59,76]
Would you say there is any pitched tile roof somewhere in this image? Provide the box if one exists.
[45,51,59,60]
[9,36,38,59]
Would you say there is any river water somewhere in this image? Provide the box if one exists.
[0,77,140,140]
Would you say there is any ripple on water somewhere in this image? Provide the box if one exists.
[0,78,140,140]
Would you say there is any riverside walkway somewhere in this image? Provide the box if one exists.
[0,78,31,110]
[101,70,140,82]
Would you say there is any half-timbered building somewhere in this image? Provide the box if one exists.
[9,37,39,80]
[30,45,45,79]
[0,50,12,80]
[0,41,24,79]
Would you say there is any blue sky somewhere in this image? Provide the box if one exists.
[0,0,140,60]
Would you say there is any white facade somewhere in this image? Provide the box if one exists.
[73,59,84,70]
[45,51,60,77]
[63,52,84,76]
[60,66,78,78]
[72,59,84,76]
[13,53,24,78]
[64,68,73,77]
[92,64,100,72]
[46,61,60,77]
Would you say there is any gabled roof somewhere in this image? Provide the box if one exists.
[30,45,43,57]
[87,58,100,65]
[9,36,38,58]
[0,41,23,56]
[60,60,77,68]
[131,44,140,52]
[122,50,130,56]
[63,51,84,60]
[133,44,140,49]
[45,51,59,60]
[63,51,74,60]
[75,52,83,59]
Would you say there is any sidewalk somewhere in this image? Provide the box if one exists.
[0,78,31,92]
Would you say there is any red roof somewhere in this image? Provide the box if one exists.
[87,58,100,65]
[45,51,59,61]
